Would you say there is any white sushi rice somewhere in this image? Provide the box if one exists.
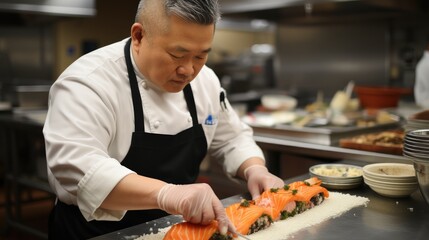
[133,192,369,240]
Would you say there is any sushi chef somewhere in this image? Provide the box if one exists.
[43,0,284,239]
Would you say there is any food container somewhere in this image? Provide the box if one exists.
[15,85,50,109]
[354,86,411,109]
[309,163,363,190]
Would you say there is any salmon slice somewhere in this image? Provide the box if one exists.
[255,189,296,221]
[163,220,232,240]
[287,177,322,189]
[265,177,328,217]
[225,200,273,235]
[293,184,329,202]
[291,184,329,213]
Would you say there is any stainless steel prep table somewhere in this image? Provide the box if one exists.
[90,160,429,240]
[1,111,424,239]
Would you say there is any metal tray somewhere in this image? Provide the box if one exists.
[251,121,403,146]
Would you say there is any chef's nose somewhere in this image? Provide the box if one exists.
[177,62,194,77]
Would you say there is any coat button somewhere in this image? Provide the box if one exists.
[188,116,192,123]
[154,121,160,128]
[141,81,148,89]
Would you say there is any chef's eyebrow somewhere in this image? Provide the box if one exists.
[174,46,212,53]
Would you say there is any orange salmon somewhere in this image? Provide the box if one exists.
[287,177,322,189]
[255,189,296,221]
[293,184,329,202]
[163,220,232,240]
[225,200,273,235]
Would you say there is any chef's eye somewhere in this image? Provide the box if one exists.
[169,53,183,59]
[195,54,207,60]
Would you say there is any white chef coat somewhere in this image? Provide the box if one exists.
[43,38,264,221]
[415,51,429,108]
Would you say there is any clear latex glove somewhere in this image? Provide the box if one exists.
[157,183,236,235]
[244,165,285,200]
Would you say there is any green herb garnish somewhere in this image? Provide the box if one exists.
[240,199,251,207]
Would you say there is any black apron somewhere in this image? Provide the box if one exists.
[48,38,208,239]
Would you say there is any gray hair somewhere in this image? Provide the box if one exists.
[135,0,221,25]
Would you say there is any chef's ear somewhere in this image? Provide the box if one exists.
[131,22,145,43]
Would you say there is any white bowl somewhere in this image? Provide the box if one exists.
[363,175,418,188]
[364,178,418,197]
[261,94,297,111]
[362,163,417,183]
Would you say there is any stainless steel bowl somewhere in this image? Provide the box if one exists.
[413,159,429,205]
[404,129,429,205]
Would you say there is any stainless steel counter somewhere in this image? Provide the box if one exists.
[254,134,410,164]
[1,106,424,239]
[90,160,429,240]
[252,104,424,165]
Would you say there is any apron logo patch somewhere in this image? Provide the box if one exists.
[204,114,217,125]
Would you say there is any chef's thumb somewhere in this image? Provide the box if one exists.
[213,199,235,235]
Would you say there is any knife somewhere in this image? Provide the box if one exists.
[232,231,251,240]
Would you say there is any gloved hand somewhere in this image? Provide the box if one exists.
[157,183,235,235]
[244,165,285,200]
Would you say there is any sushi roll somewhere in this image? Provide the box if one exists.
[225,199,273,235]
[287,178,329,214]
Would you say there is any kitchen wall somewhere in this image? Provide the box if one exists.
[0,0,275,106]
[0,24,55,104]
[2,0,428,104]
[220,0,429,105]
[54,0,139,77]
[273,14,428,104]
[54,0,273,78]
[275,21,389,104]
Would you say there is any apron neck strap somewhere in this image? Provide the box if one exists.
[183,84,198,126]
[124,38,200,131]
[124,38,145,132]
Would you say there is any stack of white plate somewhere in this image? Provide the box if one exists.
[404,110,429,133]
[403,129,429,160]
[362,163,418,198]
[403,129,429,205]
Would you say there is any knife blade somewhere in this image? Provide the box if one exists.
[233,231,251,240]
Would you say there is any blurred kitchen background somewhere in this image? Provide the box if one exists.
[0,0,428,110]
[0,0,429,239]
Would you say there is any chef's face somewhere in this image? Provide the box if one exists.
[131,15,215,93]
